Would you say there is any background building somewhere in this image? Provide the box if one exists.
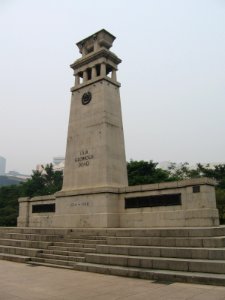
[36,156,65,173]
[0,156,6,175]
[53,156,65,165]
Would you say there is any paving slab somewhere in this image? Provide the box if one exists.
[0,260,225,300]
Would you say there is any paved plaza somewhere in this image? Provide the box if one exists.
[0,260,225,300]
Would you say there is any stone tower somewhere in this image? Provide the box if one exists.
[62,29,128,191]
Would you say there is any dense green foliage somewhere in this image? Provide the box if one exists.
[0,164,63,226]
[21,164,63,197]
[127,160,175,185]
[0,185,21,226]
[167,162,225,189]
[215,189,225,224]
[0,161,225,226]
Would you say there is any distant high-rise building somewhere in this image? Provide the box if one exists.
[36,156,65,173]
[0,156,6,175]
[53,156,65,165]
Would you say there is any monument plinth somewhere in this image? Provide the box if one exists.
[17,30,219,228]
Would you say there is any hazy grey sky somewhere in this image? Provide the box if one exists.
[1,0,225,174]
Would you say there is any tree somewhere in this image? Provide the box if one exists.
[0,164,63,226]
[216,189,225,224]
[20,164,63,197]
[196,163,225,189]
[168,162,201,180]
[127,160,174,186]
[0,185,21,226]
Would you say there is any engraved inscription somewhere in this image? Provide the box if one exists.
[71,201,89,207]
[74,150,94,167]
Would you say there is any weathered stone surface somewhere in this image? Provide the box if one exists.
[0,227,225,286]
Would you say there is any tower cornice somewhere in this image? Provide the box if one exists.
[70,48,121,71]
[71,76,121,92]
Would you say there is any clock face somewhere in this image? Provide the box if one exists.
[82,92,92,105]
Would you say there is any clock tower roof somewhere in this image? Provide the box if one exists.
[76,29,116,56]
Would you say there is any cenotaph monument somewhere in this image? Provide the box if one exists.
[53,29,128,227]
[18,29,219,228]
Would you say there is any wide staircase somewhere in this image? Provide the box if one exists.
[0,227,225,286]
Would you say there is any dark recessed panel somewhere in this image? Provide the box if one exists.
[32,204,55,213]
[192,185,200,193]
[125,194,181,209]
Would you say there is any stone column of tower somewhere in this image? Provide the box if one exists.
[62,29,128,191]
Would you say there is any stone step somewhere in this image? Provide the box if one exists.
[0,253,30,263]
[66,235,107,240]
[0,245,41,257]
[54,239,106,246]
[50,246,95,253]
[0,225,225,287]
[51,243,85,249]
[43,249,95,256]
[48,245,96,252]
[106,227,225,238]
[72,227,225,238]
[2,226,225,238]
[0,238,52,249]
[0,233,63,242]
[0,227,70,235]
[27,261,73,270]
[30,257,77,267]
[68,227,225,238]
[106,236,225,248]
[74,262,225,286]
[96,245,225,260]
[85,253,225,274]
[37,253,84,262]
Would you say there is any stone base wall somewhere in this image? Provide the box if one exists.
[17,195,56,228]
[53,192,120,228]
[17,178,219,228]
[118,178,219,227]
